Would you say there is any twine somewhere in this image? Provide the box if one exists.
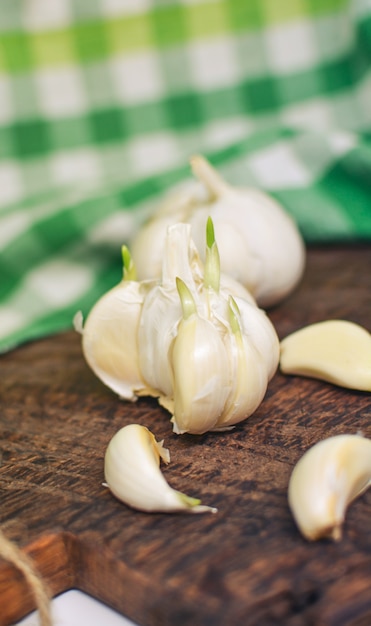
[0,529,52,626]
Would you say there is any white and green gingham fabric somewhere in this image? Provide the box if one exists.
[1,0,371,352]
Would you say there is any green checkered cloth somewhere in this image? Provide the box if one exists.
[1,0,371,353]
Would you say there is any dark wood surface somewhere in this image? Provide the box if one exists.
[1,245,371,626]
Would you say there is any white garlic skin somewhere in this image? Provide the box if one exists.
[130,156,306,307]
[288,434,371,541]
[104,424,217,513]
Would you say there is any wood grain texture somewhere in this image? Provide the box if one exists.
[1,245,371,626]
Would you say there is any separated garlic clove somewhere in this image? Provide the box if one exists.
[280,320,371,391]
[104,424,217,513]
[288,434,371,541]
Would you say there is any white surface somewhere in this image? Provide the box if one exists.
[16,589,139,626]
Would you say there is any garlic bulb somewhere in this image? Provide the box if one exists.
[78,219,279,434]
[130,155,305,307]
[280,319,371,391]
[104,424,217,513]
[76,247,153,401]
[288,434,371,541]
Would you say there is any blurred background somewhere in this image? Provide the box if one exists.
[1,0,371,352]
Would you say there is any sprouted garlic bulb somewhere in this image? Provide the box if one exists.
[104,424,217,513]
[130,155,306,307]
[77,218,279,434]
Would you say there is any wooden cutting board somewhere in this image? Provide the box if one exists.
[1,245,371,626]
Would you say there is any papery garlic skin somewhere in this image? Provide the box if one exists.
[104,424,217,513]
[288,434,371,541]
[130,155,305,307]
[280,320,371,391]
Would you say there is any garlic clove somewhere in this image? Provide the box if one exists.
[288,434,371,541]
[77,246,154,401]
[280,319,371,391]
[138,283,181,398]
[233,296,280,382]
[104,424,217,513]
[171,278,230,435]
[79,281,149,401]
[216,297,269,429]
